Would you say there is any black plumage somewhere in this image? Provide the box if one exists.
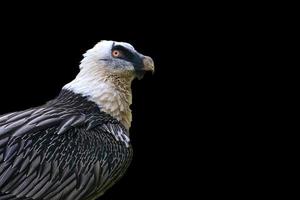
[0,90,133,200]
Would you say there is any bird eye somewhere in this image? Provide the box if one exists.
[112,50,122,58]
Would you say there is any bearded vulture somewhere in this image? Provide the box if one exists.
[0,40,154,200]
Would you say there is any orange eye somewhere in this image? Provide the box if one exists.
[112,50,121,57]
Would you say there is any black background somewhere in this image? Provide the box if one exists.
[0,4,201,199]
[0,3,263,199]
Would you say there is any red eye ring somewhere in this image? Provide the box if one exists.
[112,50,121,57]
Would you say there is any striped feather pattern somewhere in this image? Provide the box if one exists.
[0,90,133,200]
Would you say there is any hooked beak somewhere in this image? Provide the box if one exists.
[135,55,155,80]
[142,56,155,73]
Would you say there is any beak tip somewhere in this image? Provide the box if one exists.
[143,56,155,73]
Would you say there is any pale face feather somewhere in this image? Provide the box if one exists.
[64,40,141,130]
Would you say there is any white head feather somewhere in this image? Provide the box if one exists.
[64,40,138,130]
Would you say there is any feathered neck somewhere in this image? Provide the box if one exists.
[63,62,134,131]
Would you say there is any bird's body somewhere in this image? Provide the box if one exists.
[0,40,154,199]
[0,90,132,200]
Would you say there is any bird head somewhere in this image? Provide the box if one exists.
[80,40,154,80]
[64,40,154,130]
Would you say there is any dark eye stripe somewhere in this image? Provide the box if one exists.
[112,45,135,60]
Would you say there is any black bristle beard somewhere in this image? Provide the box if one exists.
[135,70,146,80]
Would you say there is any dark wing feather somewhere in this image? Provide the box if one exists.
[0,107,132,200]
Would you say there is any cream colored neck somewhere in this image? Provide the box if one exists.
[63,64,134,131]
